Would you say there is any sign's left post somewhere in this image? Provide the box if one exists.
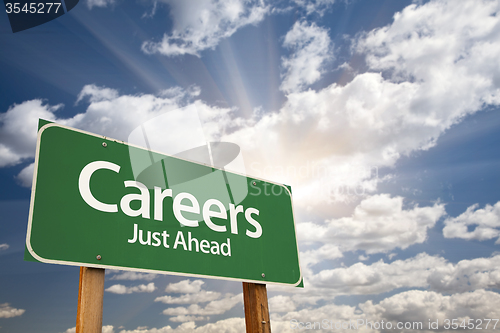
[76,267,105,333]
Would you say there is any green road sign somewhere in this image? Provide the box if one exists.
[25,121,302,286]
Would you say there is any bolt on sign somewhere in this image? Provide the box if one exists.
[25,120,302,286]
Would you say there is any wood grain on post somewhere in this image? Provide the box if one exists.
[76,267,105,333]
[243,282,271,333]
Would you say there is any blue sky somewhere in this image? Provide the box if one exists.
[1,0,500,332]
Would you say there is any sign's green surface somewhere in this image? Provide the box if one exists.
[26,122,302,286]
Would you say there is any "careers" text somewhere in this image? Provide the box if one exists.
[78,161,262,238]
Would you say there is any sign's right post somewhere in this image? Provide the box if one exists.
[243,282,271,333]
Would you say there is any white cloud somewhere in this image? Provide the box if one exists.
[224,0,500,207]
[271,302,366,333]
[0,244,9,251]
[109,271,158,281]
[286,253,500,302]
[427,255,500,293]
[76,84,119,103]
[0,100,60,167]
[105,282,156,294]
[165,279,205,294]
[3,0,500,205]
[307,252,445,296]
[64,325,114,333]
[155,291,221,304]
[157,280,238,321]
[292,0,336,16]
[116,322,195,332]
[357,0,500,103]
[118,318,245,333]
[443,201,500,242]
[162,293,242,317]
[360,289,500,332]
[0,303,25,318]
[280,21,332,93]
[0,85,232,187]
[299,243,343,278]
[6,0,500,210]
[142,0,268,57]
[298,194,445,254]
[187,318,246,333]
[86,0,114,10]
[169,315,208,323]
[269,295,296,313]
[272,289,500,333]
[63,86,209,143]
[15,162,34,188]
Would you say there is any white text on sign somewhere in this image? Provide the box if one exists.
[78,161,262,238]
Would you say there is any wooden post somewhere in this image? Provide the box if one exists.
[76,267,105,333]
[243,282,271,333]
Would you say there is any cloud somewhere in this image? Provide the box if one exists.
[224,0,500,206]
[6,0,500,209]
[85,0,115,10]
[0,244,9,251]
[108,271,158,281]
[272,289,500,333]
[307,252,445,296]
[164,279,205,294]
[63,85,215,143]
[15,162,34,188]
[105,282,156,294]
[156,280,238,321]
[357,0,500,104]
[0,100,60,167]
[76,84,119,103]
[187,318,245,332]
[3,0,500,204]
[427,255,500,293]
[360,289,500,332]
[162,293,243,318]
[0,85,232,186]
[299,243,343,277]
[298,194,446,254]
[280,21,332,93]
[269,295,296,313]
[155,291,221,304]
[141,0,268,57]
[285,253,500,302]
[292,0,336,16]
[271,302,366,332]
[63,325,114,333]
[169,315,208,323]
[105,323,194,333]
[0,303,25,318]
[443,201,500,242]
[358,254,369,261]
[117,318,245,332]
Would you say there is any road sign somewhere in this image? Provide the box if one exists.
[25,121,302,286]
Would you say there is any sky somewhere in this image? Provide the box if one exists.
[1,0,500,332]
